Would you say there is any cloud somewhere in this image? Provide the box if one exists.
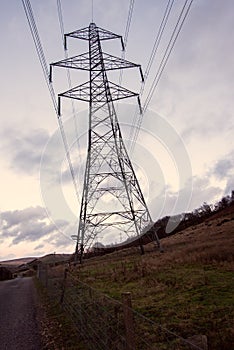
[188,176,222,209]
[0,128,50,175]
[1,206,46,229]
[208,150,234,196]
[212,152,234,180]
[154,0,234,144]
[60,157,86,185]
[0,206,70,246]
[149,174,223,221]
[150,150,234,222]
[34,244,44,251]
[181,118,234,144]
[225,177,234,195]
[46,231,74,249]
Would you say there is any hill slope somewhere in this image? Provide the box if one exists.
[69,204,234,349]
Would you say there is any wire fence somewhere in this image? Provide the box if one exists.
[37,264,204,350]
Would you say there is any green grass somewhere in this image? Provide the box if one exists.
[40,214,234,349]
[76,259,234,349]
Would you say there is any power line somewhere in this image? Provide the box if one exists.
[118,0,135,87]
[22,0,80,206]
[57,0,82,203]
[143,0,175,82]
[129,0,194,154]
[143,0,193,112]
[91,0,94,22]
[124,0,135,48]
[127,0,174,151]
[22,0,57,112]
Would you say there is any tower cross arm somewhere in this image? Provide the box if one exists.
[50,52,142,75]
[58,81,140,111]
[64,23,125,51]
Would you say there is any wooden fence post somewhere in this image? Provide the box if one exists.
[60,268,68,304]
[122,292,135,350]
[44,263,48,288]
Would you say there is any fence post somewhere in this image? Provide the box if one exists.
[37,262,41,280]
[60,268,68,304]
[122,292,135,350]
[44,263,48,288]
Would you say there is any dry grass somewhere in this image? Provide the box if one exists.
[66,207,234,349]
[46,207,234,349]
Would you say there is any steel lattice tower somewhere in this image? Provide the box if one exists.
[50,23,161,261]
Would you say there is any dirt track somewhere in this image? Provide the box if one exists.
[0,277,42,350]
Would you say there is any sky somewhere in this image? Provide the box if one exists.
[0,0,233,260]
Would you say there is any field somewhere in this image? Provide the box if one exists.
[68,206,234,349]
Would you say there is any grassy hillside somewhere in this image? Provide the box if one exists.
[37,253,71,264]
[68,205,234,349]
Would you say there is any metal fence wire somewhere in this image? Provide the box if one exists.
[37,264,203,350]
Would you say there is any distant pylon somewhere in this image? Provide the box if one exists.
[50,23,161,262]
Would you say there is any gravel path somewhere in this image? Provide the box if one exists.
[0,277,42,350]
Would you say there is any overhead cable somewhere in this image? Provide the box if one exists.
[129,0,194,154]
[22,0,80,205]
[118,0,135,87]
[143,0,194,112]
[128,0,174,152]
[144,0,175,82]
[57,0,82,202]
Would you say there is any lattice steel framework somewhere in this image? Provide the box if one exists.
[50,23,161,261]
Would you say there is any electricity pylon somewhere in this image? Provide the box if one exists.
[50,23,161,262]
